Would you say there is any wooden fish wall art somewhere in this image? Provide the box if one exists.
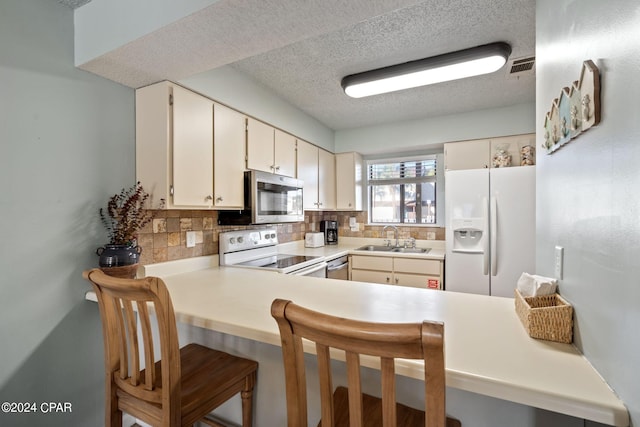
[542,60,601,154]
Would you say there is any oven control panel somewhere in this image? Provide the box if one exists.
[219,228,279,254]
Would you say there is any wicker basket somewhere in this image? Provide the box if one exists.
[515,289,573,343]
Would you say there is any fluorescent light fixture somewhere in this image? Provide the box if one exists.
[341,42,512,98]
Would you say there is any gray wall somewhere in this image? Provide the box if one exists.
[0,0,134,425]
[536,0,640,424]
[334,102,535,155]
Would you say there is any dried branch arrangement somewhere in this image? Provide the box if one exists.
[99,182,154,245]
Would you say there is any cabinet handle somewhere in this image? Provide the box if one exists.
[395,277,399,284]
[386,277,390,283]
[275,165,280,172]
[205,195,213,201]
[216,196,223,203]
[270,165,275,170]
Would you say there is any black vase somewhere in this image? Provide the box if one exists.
[96,244,142,267]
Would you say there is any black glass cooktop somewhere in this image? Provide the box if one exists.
[237,254,318,270]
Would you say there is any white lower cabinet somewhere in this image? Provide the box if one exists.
[350,255,443,289]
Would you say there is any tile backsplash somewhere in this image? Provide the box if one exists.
[136,210,444,265]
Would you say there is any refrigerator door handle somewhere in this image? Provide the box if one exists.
[490,196,498,276]
[483,197,489,275]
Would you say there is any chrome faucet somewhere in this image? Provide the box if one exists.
[382,225,399,247]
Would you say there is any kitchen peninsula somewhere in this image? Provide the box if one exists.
[85,242,629,427]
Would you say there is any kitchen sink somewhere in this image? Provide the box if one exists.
[391,247,431,254]
[355,245,394,252]
[354,245,431,254]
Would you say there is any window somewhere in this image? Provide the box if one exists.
[368,157,437,224]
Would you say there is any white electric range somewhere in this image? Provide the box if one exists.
[219,228,327,277]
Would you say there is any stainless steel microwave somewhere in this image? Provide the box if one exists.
[217,170,304,225]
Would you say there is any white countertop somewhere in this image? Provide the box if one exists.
[129,252,627,426]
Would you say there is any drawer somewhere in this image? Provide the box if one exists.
[393,258,441,275]
[350,255,393,271]
[351,269,392,285]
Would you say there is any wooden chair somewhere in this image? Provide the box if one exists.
[271,299,461,427]
[84,268,258,427]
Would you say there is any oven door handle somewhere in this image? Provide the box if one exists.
[291,262,327,276]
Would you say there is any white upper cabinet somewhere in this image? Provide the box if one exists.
[335,152,364,211]
[136,81,247,210]
[136,82,214,209]
[213,103,246,209]
[297,140,335,210]
[444,134,536,171]
[444,139,491,170]
[246,118,296,177]
[274,129,297,178]
[171,85,214,207]
[296,139,319,210]
[318,148,336,210]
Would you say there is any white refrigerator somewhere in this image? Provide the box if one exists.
[445,167,535,297]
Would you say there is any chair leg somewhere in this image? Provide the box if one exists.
[241,373,257,427]
[105,384,122,427]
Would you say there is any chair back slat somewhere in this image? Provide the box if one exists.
[316,343,335,427]
[380,357,397,427]
[113,297,129,380]
[345,351,363,427]
[123,299,141,386]
[271,299,446,427]
[136,300,156,390]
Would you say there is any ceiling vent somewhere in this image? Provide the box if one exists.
[506,56,535,79]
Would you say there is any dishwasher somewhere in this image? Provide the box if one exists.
[326,255,349,280]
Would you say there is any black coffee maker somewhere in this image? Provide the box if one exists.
[320,220,338,245]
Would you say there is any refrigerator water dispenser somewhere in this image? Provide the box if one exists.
[451,218,485,253]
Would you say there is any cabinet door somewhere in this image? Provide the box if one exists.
[274,129,297,177]
[297,140,319,210]
[351,269,392,285]
[172,85,214,207]
[393,258,441,275]
[336,152,363,210]
[350,255,393,271]
[444,139,490,170]
[246,118,274,173]
[136,81,172,206]
[393,273,440,289]
[318,149,336,210]
[213,104,246,209]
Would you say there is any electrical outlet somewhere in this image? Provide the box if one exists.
[186,231,196,248]
[554,246,564,279]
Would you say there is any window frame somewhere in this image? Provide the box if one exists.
[366,155,438,226]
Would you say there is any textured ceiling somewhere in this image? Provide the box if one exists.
[75,0,535,131]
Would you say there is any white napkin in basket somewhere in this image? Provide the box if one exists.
[517,273,557,297]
